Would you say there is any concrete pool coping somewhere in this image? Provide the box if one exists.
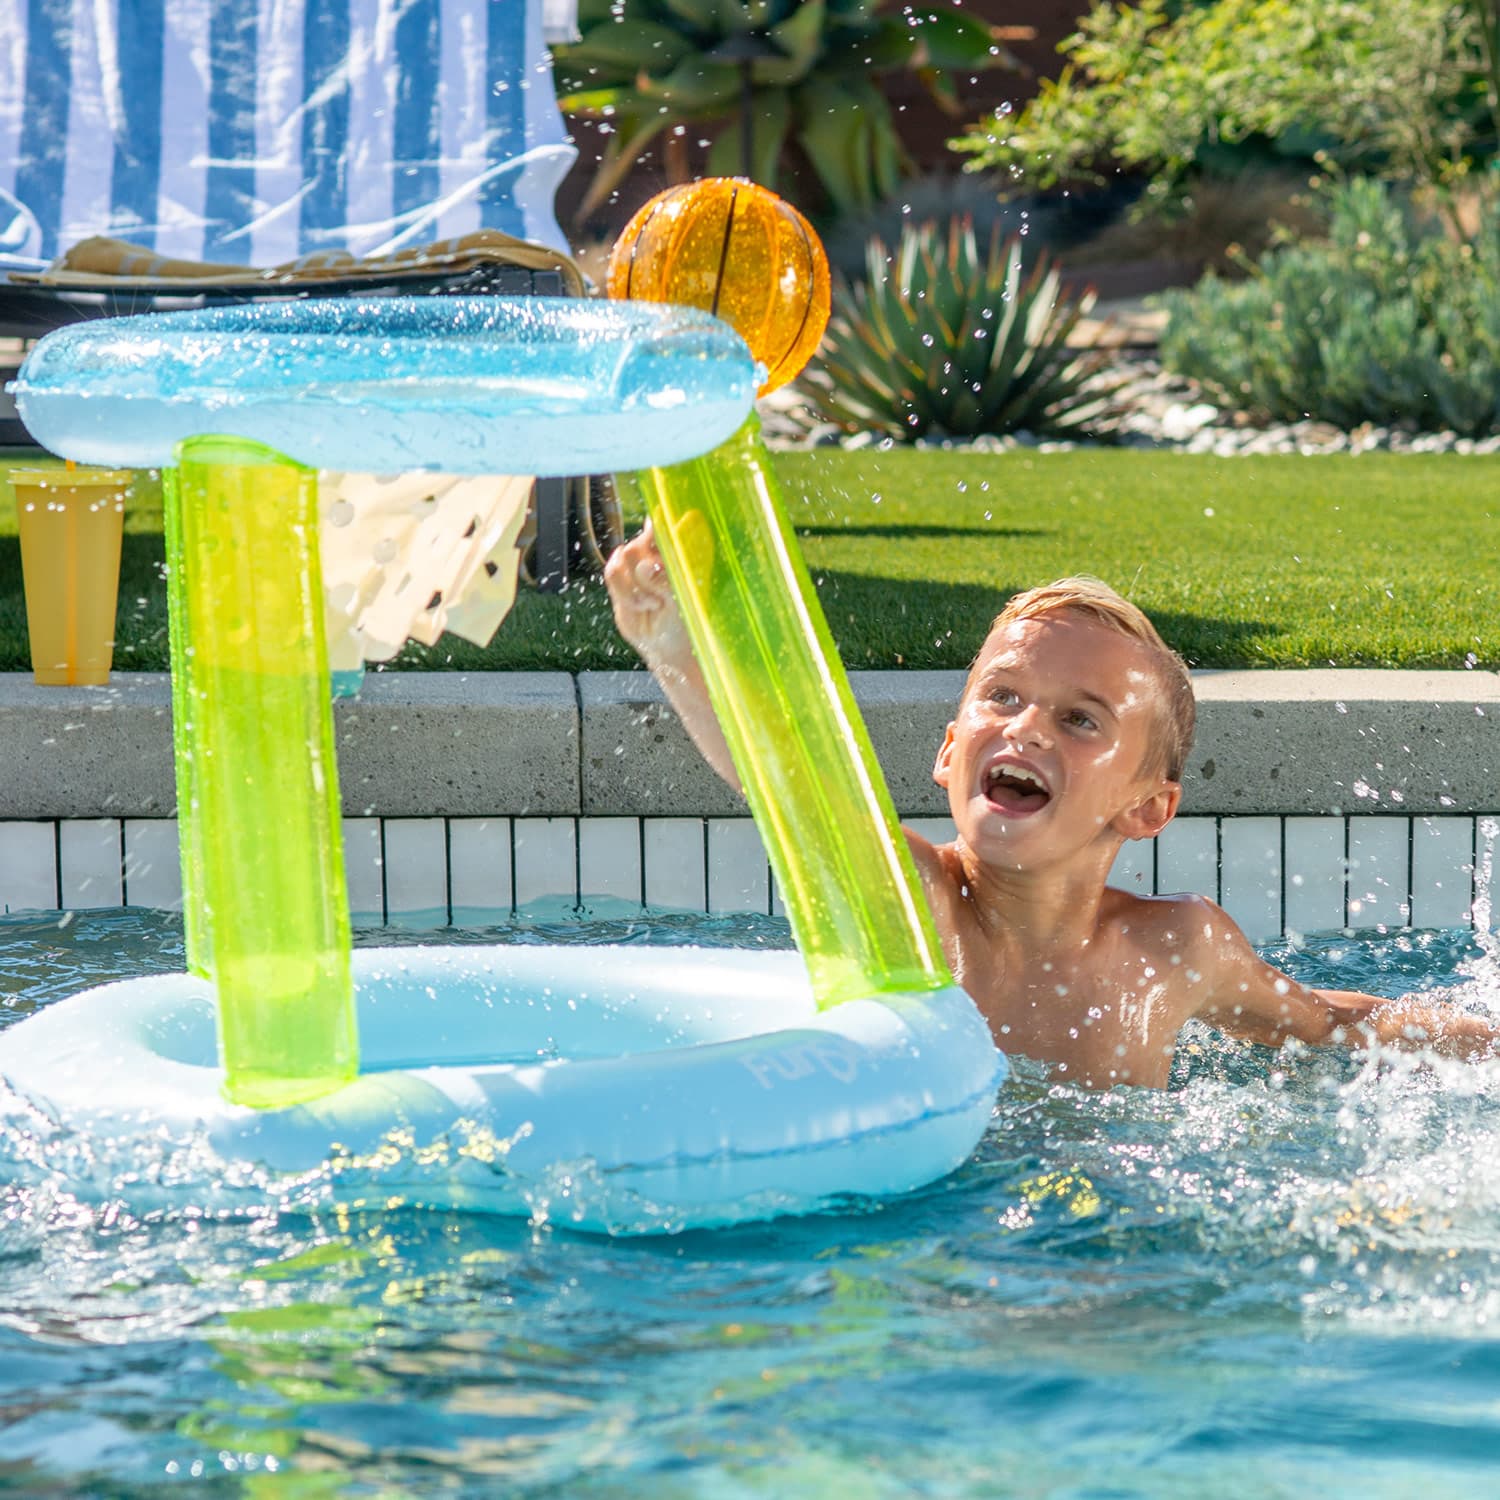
[1,668,1496,821]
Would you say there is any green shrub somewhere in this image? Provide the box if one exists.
[798,218,1114,443]
[951,0,1496,225]
[1158,178,1500,436]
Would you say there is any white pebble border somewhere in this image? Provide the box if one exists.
[760,355,1500,457]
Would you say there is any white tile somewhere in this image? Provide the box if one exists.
[643,818,706,912]
[1411,817,1474,930]
[1156,818,1217,900]
[0,822,57,912]
[382,818,449,928]
[1283,818,1345,937]
[1219,817,1281,943]
[579,817,642,909]
[448,817,512,919]
[59,819,122,909]
[123,820,182,910]
[343,817,385,926]
[1108,838,1154,895]
[1347,819,1409,929]
[514,817,577,914]
[1480,819,1500,936]
[707,818,769,914]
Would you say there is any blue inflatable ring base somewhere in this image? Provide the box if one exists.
[0,945,1005,1235]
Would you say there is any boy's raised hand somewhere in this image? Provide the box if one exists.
[603,522,742,789]
[603,521,693,672]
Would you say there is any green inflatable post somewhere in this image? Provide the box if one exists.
[630,415,952,1010]
[170,435,357,1108]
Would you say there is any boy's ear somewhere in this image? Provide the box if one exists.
[932,723,957,788]
[1114,780,1181,842]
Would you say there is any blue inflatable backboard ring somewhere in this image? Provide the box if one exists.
[10,296,759,475]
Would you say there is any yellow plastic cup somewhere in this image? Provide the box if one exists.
[10,466,129,686]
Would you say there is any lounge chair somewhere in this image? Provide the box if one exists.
[0,0,613,588]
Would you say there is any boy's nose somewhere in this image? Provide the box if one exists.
[1004,703,1052,749]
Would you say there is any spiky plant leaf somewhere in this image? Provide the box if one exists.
[642,58,743,112]
[558,19,690,74]
[765,0,827,78]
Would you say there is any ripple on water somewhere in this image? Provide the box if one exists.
[0,913,1498,1494]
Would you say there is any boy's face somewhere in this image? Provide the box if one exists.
[933,613,1179,872]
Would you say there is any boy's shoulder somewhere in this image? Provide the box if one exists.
[1102,887,1269,1019]
[1102,885,1241,955]
[1103,884,1213,920]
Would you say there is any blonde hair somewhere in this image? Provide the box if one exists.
[977,576,1196,782]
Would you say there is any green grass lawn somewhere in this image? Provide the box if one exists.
[0,449,1493,672]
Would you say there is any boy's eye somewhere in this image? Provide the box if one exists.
[990,687,1019,706]
[1065,709,1098,731]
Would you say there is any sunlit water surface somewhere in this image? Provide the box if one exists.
[2,908,1499,1497]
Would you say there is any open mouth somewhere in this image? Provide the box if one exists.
[983,760,1052,816]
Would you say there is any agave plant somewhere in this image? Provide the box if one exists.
[554,0,1011,222]
[800,218,1114,442]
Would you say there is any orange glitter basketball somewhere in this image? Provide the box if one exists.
[607,178,830,396]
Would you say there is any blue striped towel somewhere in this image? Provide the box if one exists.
[0,0,578,271]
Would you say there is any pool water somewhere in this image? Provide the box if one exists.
[2,909,1500,1496]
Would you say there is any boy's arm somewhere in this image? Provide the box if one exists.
[603,524,743,793]
[606,526,964,976]
[1190,899,1500,1060]
[607,529,958,953]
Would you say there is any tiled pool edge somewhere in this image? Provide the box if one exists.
[3,669,1497,943]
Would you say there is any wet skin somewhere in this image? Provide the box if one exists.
[914,613,1198,1086]
[911,614,1490,1086]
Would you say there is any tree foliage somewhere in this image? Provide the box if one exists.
[952,0,1500,214]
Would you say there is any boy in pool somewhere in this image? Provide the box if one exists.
[605,530,1500,1088]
